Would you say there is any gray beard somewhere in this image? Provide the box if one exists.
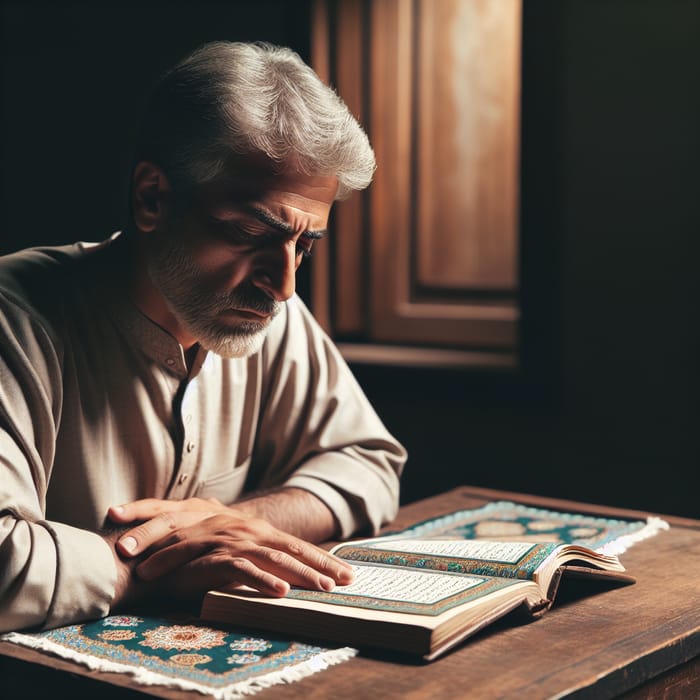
[147,235,281,359]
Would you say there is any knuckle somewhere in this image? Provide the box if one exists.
[285,540,305,557]
[247,517,271,534]
[168,529,187,545]
[126,525,146,543]
[297,563,316,580]
[267,549,289,567]
[209,514,233,534]
[157,511,178,530]
[228,556,254,573]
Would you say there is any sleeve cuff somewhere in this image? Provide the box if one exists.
[43,521,118,628]
[284,450,400,539]
[283,473,358,538]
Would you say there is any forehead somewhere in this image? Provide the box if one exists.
[194,157,338,225]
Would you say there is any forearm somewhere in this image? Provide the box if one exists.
[231,487,338,542]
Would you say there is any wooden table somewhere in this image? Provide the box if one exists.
[2,486,699,699]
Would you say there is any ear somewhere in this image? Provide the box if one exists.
[131,162,172,233]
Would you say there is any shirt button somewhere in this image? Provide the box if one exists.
[178,473,189,485]
[185,414,193,424]
[166,358,176,367]
[186,441,196,453]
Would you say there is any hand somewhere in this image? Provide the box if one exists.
[107,498,354,601]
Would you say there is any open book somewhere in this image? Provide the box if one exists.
[200,536,633,660]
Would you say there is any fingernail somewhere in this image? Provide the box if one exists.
[321,576,335,592]
[120,536,137,553]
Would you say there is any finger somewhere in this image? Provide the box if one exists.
[108,498,180,524]
[166,553,290,598]
[137,535,336,593]
[226,517,354,584]
[117,511,199,557]
[265,530,355,590]
[281,538,355,585]
[109,497,231,525]
[209,555,291,596]
[136,540,291,596]
[135,536,216,580]
[251,545,339,591]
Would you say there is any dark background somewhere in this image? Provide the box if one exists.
[1,0,698,518]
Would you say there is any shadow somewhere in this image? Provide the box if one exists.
[549,570,636,610]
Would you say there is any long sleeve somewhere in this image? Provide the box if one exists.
[0,240,407,632]
[0,291,117,633]
[250,296,407,537]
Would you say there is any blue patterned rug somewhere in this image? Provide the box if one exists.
[2,615,356,699]
[388,500,669,554]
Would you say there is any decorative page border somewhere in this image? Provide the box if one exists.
[287,566,522,617]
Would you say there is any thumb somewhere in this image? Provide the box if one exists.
[108,498,176,523]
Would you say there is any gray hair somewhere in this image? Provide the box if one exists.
[134,41,375,200]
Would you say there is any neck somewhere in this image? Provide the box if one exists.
[126,233,198,350]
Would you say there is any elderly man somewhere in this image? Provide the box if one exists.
[0,42,406,632]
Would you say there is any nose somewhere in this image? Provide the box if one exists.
[251,241,297,302]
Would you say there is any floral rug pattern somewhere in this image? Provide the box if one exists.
[1,614,356,699]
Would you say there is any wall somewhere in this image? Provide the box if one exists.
[0,0,311,254]
[1,1,697,517]
[355,0,699,518]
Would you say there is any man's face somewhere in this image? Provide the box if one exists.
[147,163,337,358]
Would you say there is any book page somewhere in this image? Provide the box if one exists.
[286,562,523,616]
[367,540,537,561]
[333,539,560,579]
[335,564,482,603]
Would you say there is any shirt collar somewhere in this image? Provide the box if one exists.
[94,233,210,380]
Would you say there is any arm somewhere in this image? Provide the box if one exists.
[0,291,117,632]
[250,296,407,537]
[230,487,338,540]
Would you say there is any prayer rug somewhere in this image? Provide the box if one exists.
[388,500,669,555]
[1,615,356,699]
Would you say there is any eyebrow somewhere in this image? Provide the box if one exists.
[248,206,328,239]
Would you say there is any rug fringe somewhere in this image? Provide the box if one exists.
[0,631,357,699]
[595,516,670,556]
[216,647,358,699]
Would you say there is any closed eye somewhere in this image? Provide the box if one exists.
[208,215,321,259]
[208,218,271,246]
[296,236,315,259]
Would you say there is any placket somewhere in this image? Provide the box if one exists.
[169,375,200,498]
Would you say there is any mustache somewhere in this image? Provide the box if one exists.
[217,284,280,316]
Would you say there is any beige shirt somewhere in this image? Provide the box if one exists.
[0,236,406,632]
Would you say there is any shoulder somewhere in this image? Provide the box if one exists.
[0,237,117,317]
[0,237,120,352]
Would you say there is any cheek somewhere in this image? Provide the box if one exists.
[194,246,253,289]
